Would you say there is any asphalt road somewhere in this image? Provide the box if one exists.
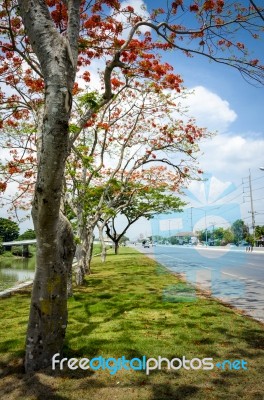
[138,245,264,323]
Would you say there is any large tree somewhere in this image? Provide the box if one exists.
[0,0,263,372]
[66,82,209,279]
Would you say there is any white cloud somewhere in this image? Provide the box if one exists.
[77,59,104,92]
[121,0,149,16]
[117,0,150,37]
[120,0,149,21]
[185,133,264,228]
[182,86,237,132]
[199,134,264,178]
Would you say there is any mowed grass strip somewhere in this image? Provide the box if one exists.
[0,247,263,400]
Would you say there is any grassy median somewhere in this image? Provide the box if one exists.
[0,247,263,400]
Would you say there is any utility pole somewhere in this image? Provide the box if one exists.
[210,222,216,245]
[249,169,256,246]
[204,210,208,246]
[190,207,193,233]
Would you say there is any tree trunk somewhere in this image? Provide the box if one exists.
[85,231,94,274]
[114,241,119,255]
[23,49,77,372]
[25,78,75,370]
[98,224,107,262]
[75,242,86,286]
[17,0,82,370]
[101,242,107,262]
[75,223,94,284]
[67,261,73,298]
[75,217,87,286]
[25,212,75,372]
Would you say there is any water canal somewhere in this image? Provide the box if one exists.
[0,256,35,291]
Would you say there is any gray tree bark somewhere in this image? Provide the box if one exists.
[86,232,94,272]
[18,0,80,372]
[75,225,91,285]
[17,0,134,372]
[97,222,107,263]
[74,209,96,285]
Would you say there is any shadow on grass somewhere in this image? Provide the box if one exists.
[103,251,143,258]
[0,360,67,400]
[241,328,264,350]
[151,383,199,399]
[1,248,264,400]
[0,356,95,400]
[0,340,24,354]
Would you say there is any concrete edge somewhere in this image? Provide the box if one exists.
[0,251,108,298]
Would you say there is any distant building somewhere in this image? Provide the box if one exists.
[256,237,264,247]
[172,231,198,245]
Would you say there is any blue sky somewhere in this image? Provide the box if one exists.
[139,0,263,134]
[165,51,264,136]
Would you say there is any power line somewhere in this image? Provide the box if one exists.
[208,190,245,206]
[252,186,264,192]
[251,175,264,182]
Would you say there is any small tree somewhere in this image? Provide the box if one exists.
[105,185,186,254]
[170,236,179,245]
[223,229,234,245]
[18,229,36,240]
[119,235,129,245]
[246,233,254,246]
[0,217,19,242]
[255,225,264,239]
[197,230,211,243]
[231,219,249,243]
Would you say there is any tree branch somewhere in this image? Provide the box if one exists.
[17,0,62,79]
[67,0,81,68]
[249,0,264,22]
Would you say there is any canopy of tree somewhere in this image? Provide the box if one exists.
[0,217,19,242]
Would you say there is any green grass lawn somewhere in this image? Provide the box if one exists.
[92,243,108,256]
[0,247,263,400]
